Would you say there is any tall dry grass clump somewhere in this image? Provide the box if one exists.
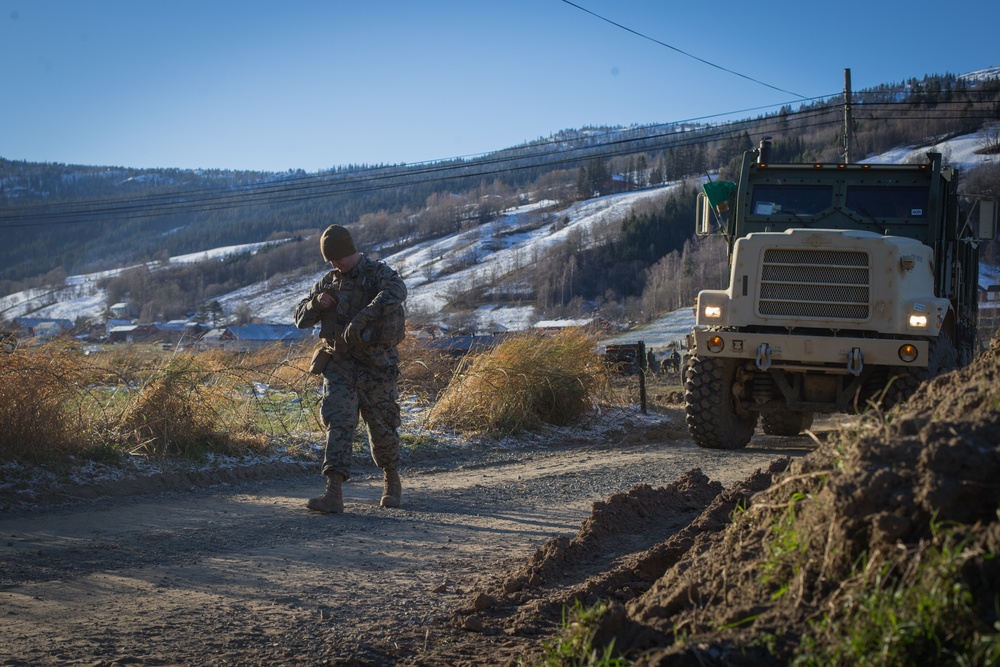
[0,344,90,461]
[397,335,466,401]
[114,358,253,458]
[0,344,316,464]
[428,329,610,435]
[108,352,283,459]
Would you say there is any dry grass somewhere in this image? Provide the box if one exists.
[0,332,624,462]
[109,354,269,459]
[427,329,612,435]
[0,343,319,463]
[0,342,87,460]
[397,335,467,402]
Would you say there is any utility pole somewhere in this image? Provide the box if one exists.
[843,68,853,163]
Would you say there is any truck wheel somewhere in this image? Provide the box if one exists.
[761,410,814,436]
[928,334,958,378]
[684,355,757,450]
[878,368,923,411]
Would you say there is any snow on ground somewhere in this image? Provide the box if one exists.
[601,307,696,355]
[1,241,285,322]
[169,241,282,265]
[387,186,680,316]
[6,127,999,330]
[958,66,1000,84]
[860,126,997,171]
[214,271,318,324]
[200,185,679,329]
[983,263,1000,286]
[473,305,536,333]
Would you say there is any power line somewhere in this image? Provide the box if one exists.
[0,92,839,218]
[558,0,807,99]
[4,89,993,224]
[1,97,996,229]
[0,107,844,227]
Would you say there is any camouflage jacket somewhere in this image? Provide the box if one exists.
[294,255,407,361]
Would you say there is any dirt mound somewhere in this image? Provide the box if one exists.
[434,463,786,664]
[433,337,1000,665]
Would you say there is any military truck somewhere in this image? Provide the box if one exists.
[685,139,996,449]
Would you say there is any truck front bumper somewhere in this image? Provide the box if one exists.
[691,329,929,374]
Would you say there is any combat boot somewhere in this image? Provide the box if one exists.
[380,468,401,508]
[307,473,345,513]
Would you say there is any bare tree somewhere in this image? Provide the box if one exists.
[978,122,1000,155]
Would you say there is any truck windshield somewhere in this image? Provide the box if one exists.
[845,186,929,219]
[750,184,832,217]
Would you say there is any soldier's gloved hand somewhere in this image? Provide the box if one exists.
[343,314,370,344]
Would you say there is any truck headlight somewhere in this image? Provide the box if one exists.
[909,314,928,328]
[703,305,722,319]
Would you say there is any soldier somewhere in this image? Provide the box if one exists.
[294,225,407,513]
[669,347,681,374]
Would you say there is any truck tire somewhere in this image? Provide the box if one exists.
[761,410,814,436]
[684,355,757,450]
[877,335,955,412]
[878,369,923,412]
[928,334,958,378]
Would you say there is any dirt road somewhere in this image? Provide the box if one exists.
[0,412,815,666]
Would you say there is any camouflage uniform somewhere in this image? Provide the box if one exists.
[294,255,407,481]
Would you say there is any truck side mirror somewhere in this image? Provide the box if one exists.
[696,191,712,236]
[979,198,997,241]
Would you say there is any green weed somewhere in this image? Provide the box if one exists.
[793,523,1000,666]
[400,432,440,449]
[538,600,628,667]
[758,491,809,588]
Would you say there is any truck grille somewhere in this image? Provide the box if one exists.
[758,249,870,319]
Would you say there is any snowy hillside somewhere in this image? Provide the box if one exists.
[0,241,281,323]
[212,185,681,330]
[5,126,999,332]
[859,130,997,170]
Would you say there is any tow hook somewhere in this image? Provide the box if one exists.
[755,343,772,371]
[847,347,863,376]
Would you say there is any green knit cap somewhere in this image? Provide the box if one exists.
[320,225,357,261]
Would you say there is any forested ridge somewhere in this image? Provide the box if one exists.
[2,71,998,325]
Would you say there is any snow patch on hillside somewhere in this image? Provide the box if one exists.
[860,127,997,171]
[1,241,283,321]
[214,186,680,331]
[7,125,999,331]
[392,186,680,316]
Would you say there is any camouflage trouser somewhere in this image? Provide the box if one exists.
[319,353,401,480]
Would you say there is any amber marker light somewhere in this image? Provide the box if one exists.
[707,335,725,353]
[898,344,919,363]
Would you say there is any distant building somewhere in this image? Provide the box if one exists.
[110,302,139,319]
[105,318,133,335]
[198,324,310,351]
[407,323,449,340]
[106,323,160,344]
[12,317,75,341]
[532,316,613,336]
[980,284,1000,342]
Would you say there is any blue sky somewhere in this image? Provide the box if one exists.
[2,1,996,173]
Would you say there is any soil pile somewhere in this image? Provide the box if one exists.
[440,335,1000,666]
